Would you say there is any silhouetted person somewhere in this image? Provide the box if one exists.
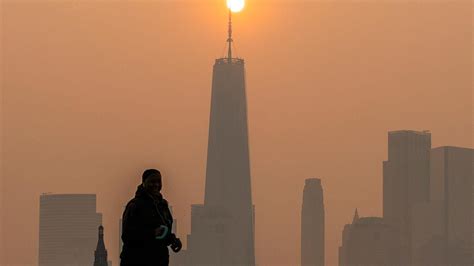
[120,169,182,266]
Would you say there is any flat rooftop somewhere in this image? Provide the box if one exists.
[388,130,431,136]
[215,58,244,65]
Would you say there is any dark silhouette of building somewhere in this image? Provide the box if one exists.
[338,210,398,266]
[176,10,255,266]
[301,178,325,266]
[412,146,473,266]
[38,194,102,266]
[93,225,108,266]
[383,130,431,264]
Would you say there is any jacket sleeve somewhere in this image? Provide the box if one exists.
[121,200,156,245]
[162,203,177,246]
[165,233,178,247]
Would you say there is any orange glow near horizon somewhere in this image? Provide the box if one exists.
[1,2,472,266]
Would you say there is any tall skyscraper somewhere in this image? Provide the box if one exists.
[430,146,473,265]
[94,225,108,266]
[301,178,325,266]
[38,194,102,266]
[180,10,255,266]
[383,130,431,264]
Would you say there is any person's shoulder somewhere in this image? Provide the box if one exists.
[124,197,146,210]
[125,197,137,206]
[123,198,136,212]
[123,197,148,217]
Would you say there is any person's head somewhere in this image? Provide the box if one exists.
[142,169,162,195]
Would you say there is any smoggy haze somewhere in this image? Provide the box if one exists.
[1,0,472,265]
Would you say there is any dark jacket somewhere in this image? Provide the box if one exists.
[120,184,176,266]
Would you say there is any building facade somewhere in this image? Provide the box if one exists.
[38,194,102,266]
[301,178,325,266]
[383,130,431,264]
[411,146,473,266]
[181,57,255,266]
[339,211,398,266]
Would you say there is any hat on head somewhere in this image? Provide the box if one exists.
[142,169,161,183]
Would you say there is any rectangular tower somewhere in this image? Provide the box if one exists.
[39,194,102,266]
[430,146,473,265]
[301,178,325,266]
[383,130,431,264]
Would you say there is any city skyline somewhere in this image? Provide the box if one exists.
[1,1,472,265]
[31,134,472,266]
[339,131,473,266]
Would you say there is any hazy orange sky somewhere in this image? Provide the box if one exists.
[1,0,472,265]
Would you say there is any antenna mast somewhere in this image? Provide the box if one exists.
[227,9,233,62]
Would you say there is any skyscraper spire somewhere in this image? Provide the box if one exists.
[352,208,360,224]
[227,9,233,62]
[94,225,108,266]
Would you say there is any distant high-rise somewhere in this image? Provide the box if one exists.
[338,210,398,266]
[411,146,473,266]
[181,10,255,266]
[93,225,108,266]
[430,146,473,265]
[38,194,102,266]
[301,178,325,266]
[383,130,431,264]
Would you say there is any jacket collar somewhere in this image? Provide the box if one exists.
[135,184,164,203]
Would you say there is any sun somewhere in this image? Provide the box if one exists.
[227,0,245,13]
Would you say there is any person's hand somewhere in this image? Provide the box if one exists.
[170,237,182,253]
